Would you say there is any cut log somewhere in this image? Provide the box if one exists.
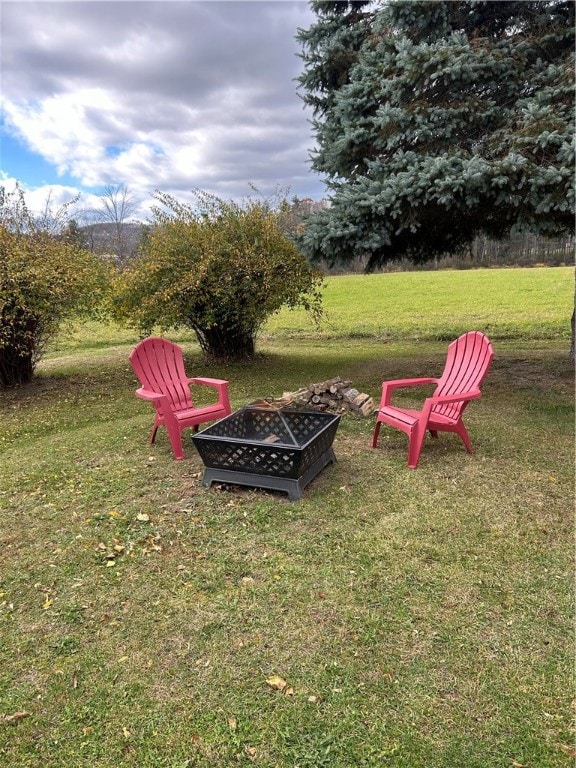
[359,398,376,416]
[260,376,374,417]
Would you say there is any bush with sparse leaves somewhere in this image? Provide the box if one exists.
[0,185,110,387]
[111,190,324,360]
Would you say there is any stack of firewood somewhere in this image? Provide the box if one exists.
[253,376,376,417]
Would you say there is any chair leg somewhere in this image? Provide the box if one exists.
[407,424,426,469]
[372,421,382,448]
[150,425,159,445]
[164,420,184,460]
[455,421,473,454]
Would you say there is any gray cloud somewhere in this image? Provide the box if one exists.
[1,0,323,212]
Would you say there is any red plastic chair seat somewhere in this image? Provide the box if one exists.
[378,406,459,430]
[174,404,226,423]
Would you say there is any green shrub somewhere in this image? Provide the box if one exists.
[0,187,109,388]
[111,190,323,359]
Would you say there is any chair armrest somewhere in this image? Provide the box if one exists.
[188,377,231,413]
[380,378,438,407]
[135,388,179,430]
[135,386,168,404]
[426,389,481,406]
[420,389,481,420]
[189,377,229,388]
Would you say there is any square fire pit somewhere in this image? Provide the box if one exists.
[192,405,340,501]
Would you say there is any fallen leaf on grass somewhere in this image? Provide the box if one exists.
[245,745,257,757]
[266,675,287,691]
[228,716,237,732]
[556,743,576,757]
[3,711,30,724]
[136,513,150,522]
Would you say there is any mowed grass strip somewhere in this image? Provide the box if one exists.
[0,267,573,767]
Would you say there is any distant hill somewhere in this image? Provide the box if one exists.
[80,222,145,261]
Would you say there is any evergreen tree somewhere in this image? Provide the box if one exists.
[296,0,575,269]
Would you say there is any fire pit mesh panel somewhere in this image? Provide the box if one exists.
[193,408,340,480]
[196,442,299,477]
[281,411,333,443]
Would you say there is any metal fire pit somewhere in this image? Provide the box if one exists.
[192,405,340,501]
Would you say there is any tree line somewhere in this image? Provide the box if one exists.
[69,192,576,273]
[318,232,575,274]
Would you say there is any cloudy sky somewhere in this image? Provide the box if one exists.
[0,0,324,219]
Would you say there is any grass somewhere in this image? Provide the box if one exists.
[265,266,573,342]
[0,267,574,767]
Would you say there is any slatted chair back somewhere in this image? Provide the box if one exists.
[130,337,195,414]
[431,332,494,421]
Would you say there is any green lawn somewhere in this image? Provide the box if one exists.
[265,266,573,341]
[0,267,573,767]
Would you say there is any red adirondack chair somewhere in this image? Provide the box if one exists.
[129,337,232,460]
[371,331,494,468]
